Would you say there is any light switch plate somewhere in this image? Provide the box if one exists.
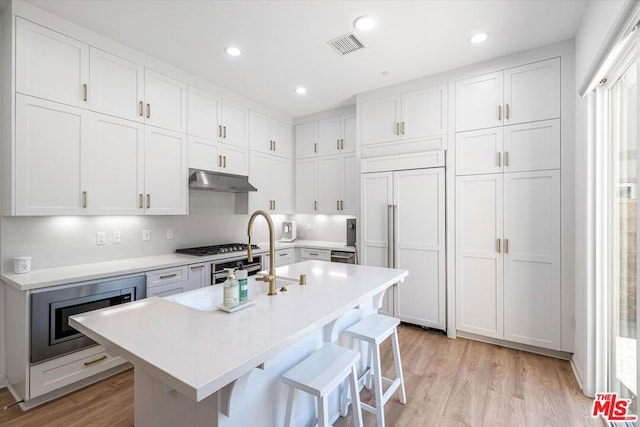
[142,229,151,241]
[166,229,174,240]
[96,232,106,245]
[113,231,121,244]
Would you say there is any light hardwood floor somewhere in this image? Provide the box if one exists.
[0,325,601,426]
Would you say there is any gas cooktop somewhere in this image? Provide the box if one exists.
[176,243,259,257]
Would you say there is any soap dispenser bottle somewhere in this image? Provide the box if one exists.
[223,269,239,308]
[236,266,248,304]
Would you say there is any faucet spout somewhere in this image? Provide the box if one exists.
[247,210,277,296]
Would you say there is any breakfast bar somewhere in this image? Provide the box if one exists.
[69,260,408,426]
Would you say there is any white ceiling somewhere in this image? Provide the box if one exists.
[27,0,586,119]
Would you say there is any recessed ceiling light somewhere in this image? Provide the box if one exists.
[470,33,488,44]
[295,87,307,95]
[225,46,242,57]
[354,15,377,31]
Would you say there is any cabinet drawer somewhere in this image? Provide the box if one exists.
[147,282,186,298]
[30,345,125,398]
[146,266,188,288]
[299,248,331,261]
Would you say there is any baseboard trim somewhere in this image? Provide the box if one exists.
[0,374,8,388]
[456,331,573,360]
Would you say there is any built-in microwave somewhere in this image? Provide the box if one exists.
[30,275,146,364]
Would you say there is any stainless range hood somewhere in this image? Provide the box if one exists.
[188,169,257,193]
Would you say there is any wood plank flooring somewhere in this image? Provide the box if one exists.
[0,324,601,426]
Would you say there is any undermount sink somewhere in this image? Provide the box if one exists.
[165,276,301,311]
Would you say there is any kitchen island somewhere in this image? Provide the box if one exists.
[69,260,408,426]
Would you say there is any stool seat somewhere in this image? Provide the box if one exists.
[282,344,363,427]
[343,313,400,344]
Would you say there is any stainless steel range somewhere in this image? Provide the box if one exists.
[176,243,263,284]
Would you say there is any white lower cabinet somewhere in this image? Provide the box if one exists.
[298,248,331,262]
[361,168,446,330]
[30,345,125,399]
[455,170,561,350]
[249,152,293,214]
[263,248,296,269]
[146,264,206,298]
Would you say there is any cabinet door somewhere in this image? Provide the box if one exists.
[503,119,560,172]
[295,122,318,158]
[317,155,341,214]
[221,144,248,176]
[86,114,145,215]
[455,174,504,338]
[144,69,187,132]
[394,168,446,329]
[144,127,187,215]
[455,71,503,132]
[89,47,144,122]
[248,110,271,154]
[271,156,293,213]
[455,127,504,175]
[188,88,221,140]
[504,58,560,126]
[401,84,448,139]
[249,151,271,212]
[15,95,88,215]
[361,96,399,145]
[361,172,393,315]
[16,18,89,108]
[503,170,560,350]
[188,136,221,172]
[188,263,210,289]
[221,101,248,147]
[340,153,358,214]
[318,117,342,156]
[271,119,293,159]
[341,115,356,153]
[296,158,318,213]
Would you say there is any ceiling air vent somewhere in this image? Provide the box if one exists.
[327,33,365,55]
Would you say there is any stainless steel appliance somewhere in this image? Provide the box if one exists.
[331,251,356,264]
[346,218,356,247]
[176,244,263,284]
[31,275,146,364]
[281,221,297,242]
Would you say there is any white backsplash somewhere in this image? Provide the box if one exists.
[0,192,356,272]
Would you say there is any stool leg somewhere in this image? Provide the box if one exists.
[372,343,385,427]
[284,386,295,427]
[339,377,349,417]
[318,395,329,427]
[365,343,373,390]
[391,328,407,404]
[349,364,363,427]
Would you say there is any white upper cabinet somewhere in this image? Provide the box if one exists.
[341,115,357,154]
[295,121,318,158]
[187,136,247,176]
[187,88,221,140]
[249,152,292,214]
[16,18,89,108]
[503,119,560,172]
[455,127,504,175]
[15,95,88,215]
[317,156,341,213]
[455,58,560,132]
[270,156,293,213]
[341,153,358,214]
[89,47,144,122]
[144,69,187,133]
[504,58,560,126]
[296,157,318,213]
[249,110,292,158]
[361,84,448,145]
[85,113,145,215]
[144,127,187,215]
[220,101,248,148]
[318,117,342,155]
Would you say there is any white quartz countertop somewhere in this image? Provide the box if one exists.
[1,240,353,291]
[69,261,407,402]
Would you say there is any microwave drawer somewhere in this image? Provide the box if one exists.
[146,266,188,288]
[30,345,127,398]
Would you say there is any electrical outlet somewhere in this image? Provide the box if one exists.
[96,232,106,245]
[113,231,121,244]
[142,229,151,241]
[166,229,174,240]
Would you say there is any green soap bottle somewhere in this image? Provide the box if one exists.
[236,267,248,304]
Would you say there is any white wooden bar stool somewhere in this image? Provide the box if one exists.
[281,344,363,427]
[343,314,406,427]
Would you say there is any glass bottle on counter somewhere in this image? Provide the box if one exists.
[223,269,239,308]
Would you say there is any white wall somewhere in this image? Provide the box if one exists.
[293,214,355,244]
[573,0,631,396]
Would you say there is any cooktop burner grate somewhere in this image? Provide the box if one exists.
[176,243,259,257]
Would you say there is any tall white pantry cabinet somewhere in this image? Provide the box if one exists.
[455,57,562,350]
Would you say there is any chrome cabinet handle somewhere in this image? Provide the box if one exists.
[82,84,88,102]
[84,355,107,366]
[341,139,344,150]
[340,200,343,210]
[273,200,276,210]
[388,204,393,268]
[146,194,151,209]
[314,200,317,211]
[497,238,501,253]
[218,155,222,168]
[505,104,510,120]
[337,200,340,210]
[393,204,398,268]
[497,152,502,167]
[139,194,143,209]
[279,252,288,257]
[396,122,400,136]
[505,239,510,254]
[146,103,151,119]
[309,252,319,256]
[337,139,340,150]
[314,143,317,153]
[223,156,226,168]
[401,122,405,135]
[498,105,502,121]
[190,265,204,270]
[223,126,227,138]
[505,151,510,166]
[160,273,177,279]
[218,125,222,138]
[139,101,144,117]
[82,191,88,208]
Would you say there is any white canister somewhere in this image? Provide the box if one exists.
[14,256,32,274]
